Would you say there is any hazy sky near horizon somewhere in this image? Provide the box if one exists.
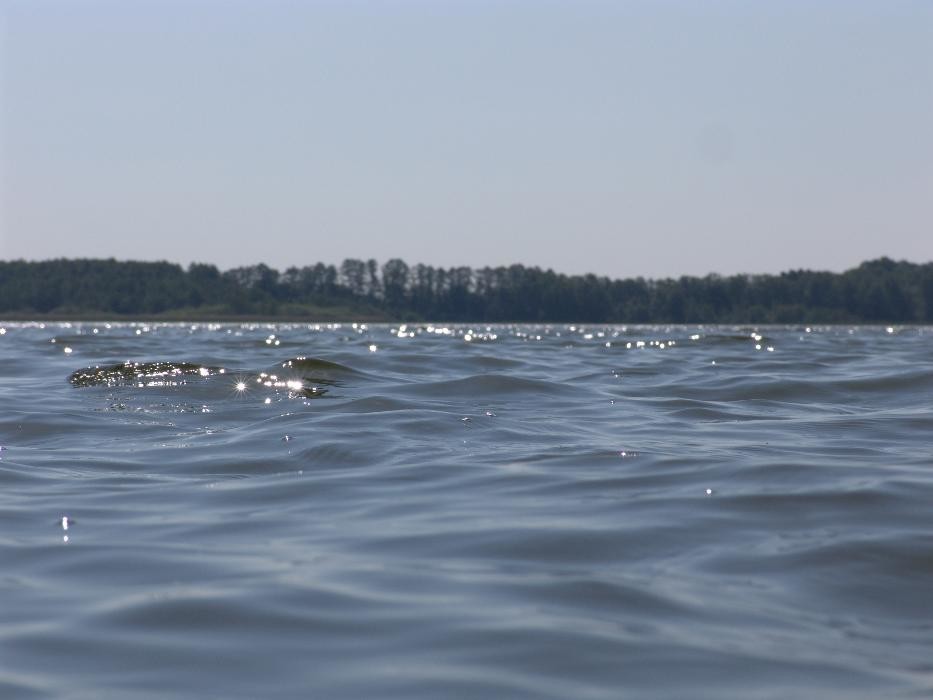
[1,0,931,279]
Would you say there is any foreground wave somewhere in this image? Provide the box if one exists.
[67,356,354,397]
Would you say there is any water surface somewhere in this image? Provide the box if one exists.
[1,322,932,698]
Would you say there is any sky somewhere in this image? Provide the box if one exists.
[1,0,931,280]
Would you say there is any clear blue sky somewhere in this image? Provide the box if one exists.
[1,0,930,279]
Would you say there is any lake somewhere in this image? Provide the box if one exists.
[1,322,931,699]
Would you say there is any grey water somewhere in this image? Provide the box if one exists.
[1,322,932,699]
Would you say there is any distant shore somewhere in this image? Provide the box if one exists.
[2,256,931,323]
[0,306,394,324]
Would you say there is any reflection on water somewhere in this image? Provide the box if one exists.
[0,322,931,699]
[68,360,225,387]
[70,357,336,399]
[59,516,72,544]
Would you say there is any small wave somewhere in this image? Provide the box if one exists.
[69,361,225,388]
[68,357,358,398]
[280,357,357,374]
[277,356,362,389]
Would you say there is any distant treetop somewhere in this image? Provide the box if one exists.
[1,256,930,323]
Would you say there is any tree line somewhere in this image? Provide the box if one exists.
[1,256,932,322]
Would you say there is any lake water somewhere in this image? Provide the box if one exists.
[1,322,932,699]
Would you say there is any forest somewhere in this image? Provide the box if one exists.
[1,256,932,323]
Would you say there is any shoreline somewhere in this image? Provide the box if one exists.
[0,314,924,327]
